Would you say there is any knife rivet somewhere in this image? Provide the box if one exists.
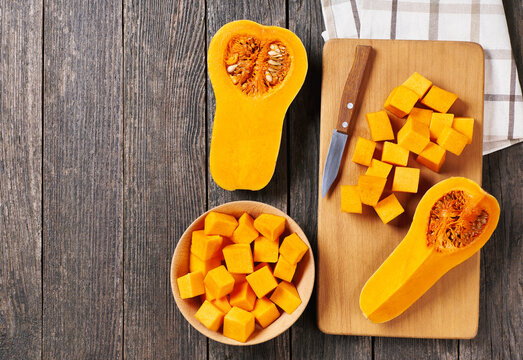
[342,121,348,128]
[347,102,354,109]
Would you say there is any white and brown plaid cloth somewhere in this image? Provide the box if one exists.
[321,0,522,154]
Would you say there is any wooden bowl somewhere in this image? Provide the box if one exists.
[170,200,315,346]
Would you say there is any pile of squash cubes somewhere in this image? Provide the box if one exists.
[176,211,308,342]
[342,72,474,223]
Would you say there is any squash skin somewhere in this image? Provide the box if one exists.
[360,177,500,323]
[208,20,308,191]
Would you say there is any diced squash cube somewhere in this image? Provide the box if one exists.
[222,244,253,274]
[270,281,302,314]
[195,300,225,332]
[253,262,271,272]
[341,185,362,214]
[358,175,387,206]
[421,85,458,113]
[351,137,376,166]
[384,85,419,118]
[204,265,235,298]
[190,253,221,277]
[204,211,238,237]
[402,72,432,99]
[231,213,259,244]
[452,117,474,144]
[273,255,297,282]
[253,214,286,241]
[397,119,430,154]
[279,233,308,265]
[177,271,205,299]
[437,126,468,155]
[191,230,223,260]
[382,141,409,166]
[229,281,257,311]
[219,237,234,261]
[246,266,278,298]
[429,113,454,140]
[374,194,405,224]
[252,297,280,328]
[365,159,393,179]
[212,296,232,314]
[230,272,247,285]
[365,110,394,141]
[253,236,279,263]
[392,167,420,193]
[407,107,433,126]
[201,286,216,302]
[416,142,446,172]
[223,306,255,343]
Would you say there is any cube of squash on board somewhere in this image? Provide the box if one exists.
[365,110,394,141]
[212,296,232,314]
[204,211,238,237]
[408,107,433,126]
[273,255,297,283]
[392,166,420,193]
[397,119,430,154]
[351,137,376,166]
[384,85,418,118]
[253,236,279,263]
[253,213,286,241]
[452,117,474,144]
[374,194,405,224]
[195,300,225,332]
[190,253,221,277]
[229,281,257,311]
[246,266,278,298]
[252,297,280,328]
[177,271,205,299]
[402,72,432,99]
[429,113,454,140]
[416,142,446,172]
[191,230,223,260]
[204,265,235,298]
[270,281,302,314]
[222,244,254,274]
[421,85,458,113]
[437,126,469,155]
[381,142,409,166]
[231,212,259,244]
[279,233,308,265]
[358,175,387,206]
[341,185,362,214]
[223,306,255,343]
[365,159,393,179]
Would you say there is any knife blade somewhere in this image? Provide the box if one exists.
[321,45,372,197]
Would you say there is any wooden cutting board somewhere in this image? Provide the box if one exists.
[317,39,484,338]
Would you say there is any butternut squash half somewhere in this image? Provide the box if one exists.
[360,177,500,323]
[208,20,307,190]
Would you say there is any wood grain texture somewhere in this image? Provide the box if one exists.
[0,1,42,359]
[206,0,289,358]
[287,0,372,359]
[43,1,123,358]
[123,0,207,359]
[318,40,484,338]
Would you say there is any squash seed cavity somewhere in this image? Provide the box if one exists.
[427,190,489,252]
[224,35,291,96]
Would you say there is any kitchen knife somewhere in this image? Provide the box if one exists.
[321,45,372,197]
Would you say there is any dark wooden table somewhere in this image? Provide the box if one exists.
[1,0,521,359]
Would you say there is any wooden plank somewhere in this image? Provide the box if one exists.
[42,1,123,358]
[0,1,42,358]
[287,0,372,358]
[318,40,484,337]
[123,0,207,359]
[459,143,522,359]
[206,1,289,358]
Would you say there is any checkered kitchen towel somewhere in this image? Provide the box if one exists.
[321,0,522,154]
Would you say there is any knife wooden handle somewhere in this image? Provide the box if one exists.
[336,45,372,134]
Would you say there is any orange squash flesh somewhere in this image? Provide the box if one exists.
[360,177,500,323]
[208,20,307,190]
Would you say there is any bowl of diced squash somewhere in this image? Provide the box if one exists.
[170,201,315,345]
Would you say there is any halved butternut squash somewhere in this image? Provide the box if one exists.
[360,177,500,323]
